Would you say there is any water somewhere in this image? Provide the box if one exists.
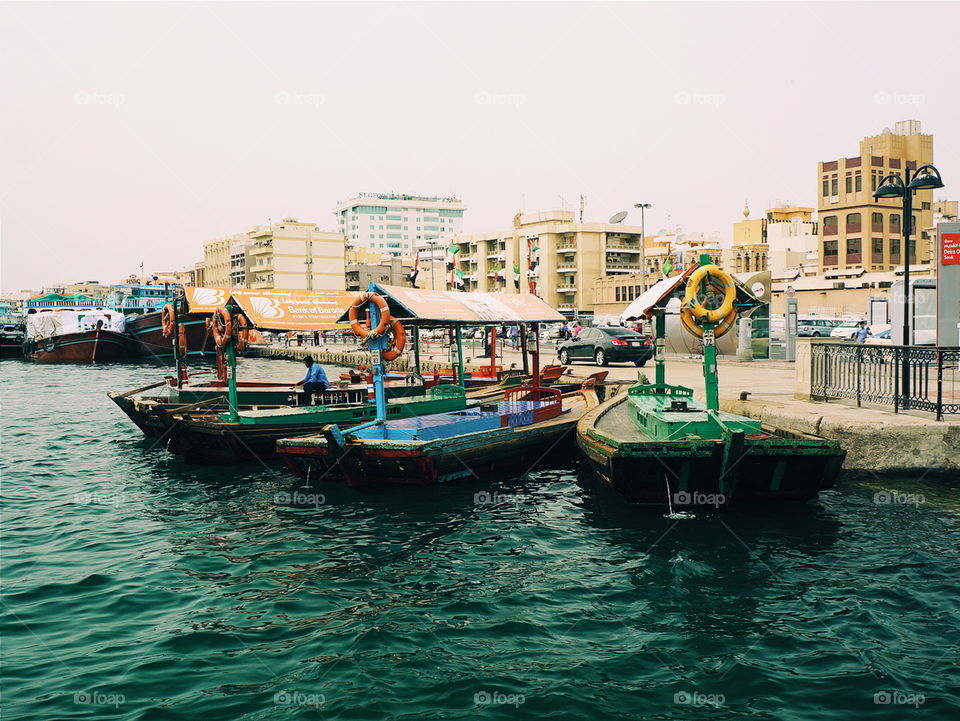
[2,359,958,720]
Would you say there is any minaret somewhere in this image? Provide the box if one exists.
[742,200,750,219]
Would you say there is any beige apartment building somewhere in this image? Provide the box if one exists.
[245,218,345,290]
[344,247,414,291]
[201,234,246,288]
[443,210,646,315]
[817,120,935,274]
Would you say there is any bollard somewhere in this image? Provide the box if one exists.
[736,317,753,362]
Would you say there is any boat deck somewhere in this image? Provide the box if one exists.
[353,399,564,442]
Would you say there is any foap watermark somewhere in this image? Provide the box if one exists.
[873,91,925,107]
[674,690,725,708]
[874,690,925,708]
[275,491,326,508]
[673,491,726,508]
[274,690,325,708]
[274,91,325,108]
[474,690,525,708]
[473,90,525,107]
[473,490,523,506]
[74,691,125,708]
[873,491,925,507]
[74,91,126,108]
[673,90,725,107]
[73,492,122,506]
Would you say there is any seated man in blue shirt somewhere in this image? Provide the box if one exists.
[297,356,329,405]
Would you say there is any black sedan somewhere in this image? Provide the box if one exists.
[557,327,653,367]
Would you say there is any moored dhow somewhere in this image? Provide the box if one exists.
[577,255,845,506]
[23,308,131,363]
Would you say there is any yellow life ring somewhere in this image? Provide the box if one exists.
[680,306,737,339]
[683,265,736,323]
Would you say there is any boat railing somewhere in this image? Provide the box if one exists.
[810,342,960,420]
[504,385,562,404]
[628,383,694,398]
[428,384,467,399]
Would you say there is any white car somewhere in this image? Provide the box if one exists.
[830,320,865,339]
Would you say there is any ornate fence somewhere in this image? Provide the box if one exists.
[810,343,960,420]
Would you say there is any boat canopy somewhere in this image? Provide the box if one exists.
[25,309,126,338]
[335,284,566,327]
[620,264,763,322]
[186,287,354,330]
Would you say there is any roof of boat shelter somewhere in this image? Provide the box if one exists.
[620,264,763,321]
[184,287,354,330]
[336,284,566,326]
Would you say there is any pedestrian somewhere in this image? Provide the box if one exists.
[854,321,872,344]
[573,322,582,337]
[313,330,320,346]
[561,322,570,341]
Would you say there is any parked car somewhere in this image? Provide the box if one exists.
[830,320,864,339]
[797,316,844,337]
[557,327,653,367]
[864,329,893,346]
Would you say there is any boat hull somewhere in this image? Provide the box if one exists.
[1,336,24,358]
[125,311,215,359]
[25,330,131,363]
[576,394,845,505]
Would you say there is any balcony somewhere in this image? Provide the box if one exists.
[556,285,577,293]
[606,261,641,272]
[606,240,643,252]
[556,242,577,251]
[556,262,576,270]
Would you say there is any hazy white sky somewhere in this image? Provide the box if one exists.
[2,1,957,291]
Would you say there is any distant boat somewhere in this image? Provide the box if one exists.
[23,308,131,363]
[109,283,215,358]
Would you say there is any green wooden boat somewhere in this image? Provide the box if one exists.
[161,384,471,464]
[576,382,845,505]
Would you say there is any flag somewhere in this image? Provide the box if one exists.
[513,264,521,289]
[447,244,460,255]
[408,252,421,288]
[491,265,502,281]
[453,268,465,290]
[661,255,674,277]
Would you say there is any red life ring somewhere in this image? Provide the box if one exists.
[382,320,406,361]
[210,307,233,348]
[348,292,390,338]
[161,303,176,338]
[233,313,251,353]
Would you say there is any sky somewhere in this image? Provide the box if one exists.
[1,1,957,292]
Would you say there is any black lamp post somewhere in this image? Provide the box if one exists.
[873,163,945,406]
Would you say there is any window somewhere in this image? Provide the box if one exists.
[822,179,829,196]
[831,178,838,195]
[871,238,884,263]
[823,240,839,265]
[890,238,901,263]
[855,174,862,192]
[846,213,861,233]
[890,214,901,233]
[823,216,838,235]
[846,238,862,264]
[921,202,931,210]
[872,212,883,232]
[845,176,852,193]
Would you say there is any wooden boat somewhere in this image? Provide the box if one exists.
[24,328,131,362]
[125,310,215,359]
[277,386,600,486]
[160,384,473,464]
[576,381,845,506]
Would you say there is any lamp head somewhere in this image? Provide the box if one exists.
[873,173,905,200]
[633,203,652,209]
[907,164,945,191]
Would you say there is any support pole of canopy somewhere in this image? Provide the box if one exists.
[225,302,239,422]
[368,289,388,423]
[490,326,498,375]
[172,296,184,388]
[519,325,529,375]
[531,322,540,392]
[697,254,720,411]
[412,326,421,376]
[454,325,466,388]
[654,308,666,386]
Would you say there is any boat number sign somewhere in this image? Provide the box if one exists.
[702,328,716,346]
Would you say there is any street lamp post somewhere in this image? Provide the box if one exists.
[873,164,945,407]
[634,203,652,292]
[427,240,440,290]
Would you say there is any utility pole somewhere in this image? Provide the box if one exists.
[634,203,652,292]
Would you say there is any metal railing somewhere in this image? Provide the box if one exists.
[811,343,960,420]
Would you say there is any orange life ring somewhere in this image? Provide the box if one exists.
[348,292,390,338]
[210,307,233,348]
[382,320,406,361]
[161,303,176,338]
[233,313,250,353]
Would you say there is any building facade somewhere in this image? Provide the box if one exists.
[335,193,466,257]
[202,234,245,288]
[345,255,414,292]
[817,120,935,274]
[245,218,345,290]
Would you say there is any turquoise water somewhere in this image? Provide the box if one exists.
[2,359,958,720]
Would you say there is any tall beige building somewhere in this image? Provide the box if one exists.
[202,234,244,288]
[444,210,645,316]
[817,120,935,274]
[245,218,346,290]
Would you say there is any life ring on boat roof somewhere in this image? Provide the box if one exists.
[161,303,176,338]
[683,264,737,324]
[381,319,406,361]
[210,307,233,348]
[348,292,391,338]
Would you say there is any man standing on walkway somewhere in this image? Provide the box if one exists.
[854,321,872,344]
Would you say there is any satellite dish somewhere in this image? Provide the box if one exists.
[609,211,628,224]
